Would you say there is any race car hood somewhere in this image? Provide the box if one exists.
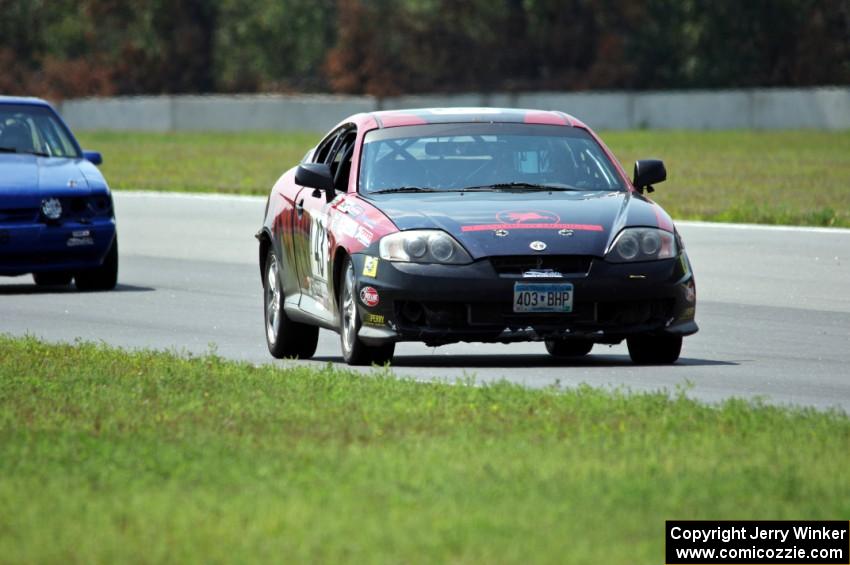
[367,190,673,259]
[0,154,95,208]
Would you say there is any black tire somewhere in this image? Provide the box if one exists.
[545,338,593,358]
[75,238,118,291]
[339,256,394,366]
[33,271,73,286]
[264,249,319,359]
[627,334,682,364]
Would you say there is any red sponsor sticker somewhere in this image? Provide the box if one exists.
[359,286,379,307]
[461,209,602,232]
[355,225,373,246]
[461,222,603,232]
[496,210,560,224]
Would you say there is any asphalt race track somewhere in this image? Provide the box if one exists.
[2,192,849,411]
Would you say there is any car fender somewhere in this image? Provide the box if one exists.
[261,168,303,307]
[325,192,398,305]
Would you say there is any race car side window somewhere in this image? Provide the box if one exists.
[330,130,357,192]
[313,129,342,164]
[315,124,357,166]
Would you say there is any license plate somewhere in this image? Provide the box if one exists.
[513,282,573,313]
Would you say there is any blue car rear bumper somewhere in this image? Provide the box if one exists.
[0,218,116,276]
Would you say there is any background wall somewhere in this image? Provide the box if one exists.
[58,87,850,132]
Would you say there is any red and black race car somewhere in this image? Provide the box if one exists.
[257,108,697,365]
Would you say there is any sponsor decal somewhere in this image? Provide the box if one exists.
[497,210,560,224]
[529,240,547,251]
[462,209,602,233]
[494,229,509,237]
[558,229,574,237]
[462,222,603,233]
[362,256,379,278]
[337,201,364,217]
[364,313,385,326]
[359,286,379,307]
[334,214,359,238]
[355,225,373,247]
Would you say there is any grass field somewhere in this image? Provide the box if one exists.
[76,129,850,227]
[1,336,848,564]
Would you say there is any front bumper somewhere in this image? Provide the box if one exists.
[350,253,698,346]
[0,219,116,276]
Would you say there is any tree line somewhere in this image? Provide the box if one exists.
[1,0,848,99]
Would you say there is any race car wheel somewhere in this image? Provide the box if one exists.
[33,271,73,286]
[340,257,394,366]
[264,250,318,359]
[627,334,682,364]
[545,338,593,358]
[75,238,118,291]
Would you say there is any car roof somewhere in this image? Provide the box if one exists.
[0,95,53,108]
[368,107,582,129]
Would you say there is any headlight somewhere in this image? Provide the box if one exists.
[379,230,472,264]
[606,228,677,262]
[41,197,63,220]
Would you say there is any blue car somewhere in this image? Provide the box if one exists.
[0,96,117,290]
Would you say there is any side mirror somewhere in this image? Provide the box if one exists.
[295,163,335,200]
[633,159,666,193]
[83,150,103,166]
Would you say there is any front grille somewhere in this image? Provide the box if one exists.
[489,255,593,276]
[0,196,112,225]
[394,298,674,332]
[0,208,38,224]
[469,302,597,326]
[396,300,595,330]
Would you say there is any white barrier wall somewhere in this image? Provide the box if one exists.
[58,87,850,132]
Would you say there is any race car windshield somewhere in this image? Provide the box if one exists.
[360,123,625,194]
[0,104,81,159]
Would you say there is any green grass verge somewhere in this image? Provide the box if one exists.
[1,336,848,564]
[76,129,850,227]
[76,131,319,196]
[604,130,850,228]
